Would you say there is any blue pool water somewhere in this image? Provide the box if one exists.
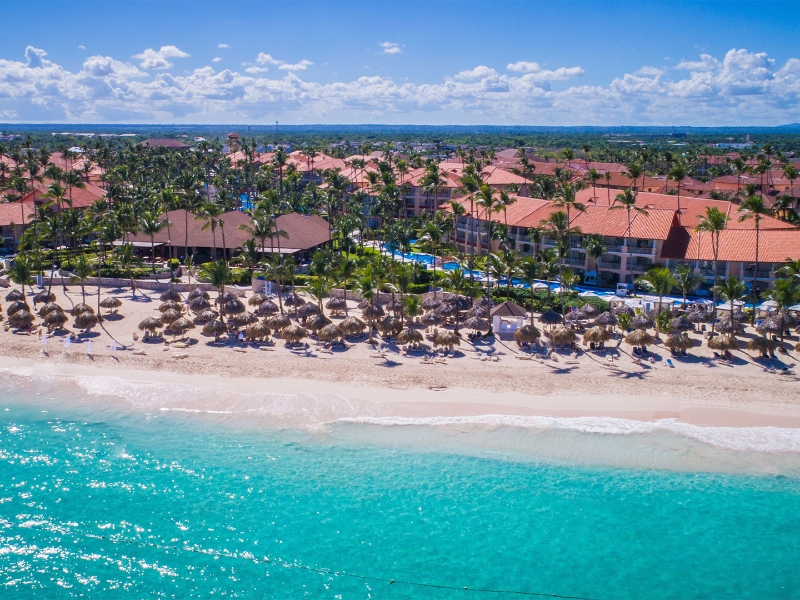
[2,372,800,598]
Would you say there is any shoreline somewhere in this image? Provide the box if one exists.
[4,353,800,430]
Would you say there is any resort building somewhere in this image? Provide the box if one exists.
[447,190,800,292]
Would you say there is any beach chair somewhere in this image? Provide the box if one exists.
[666,358,675,368]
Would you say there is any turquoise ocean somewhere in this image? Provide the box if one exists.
[2,368,800,598]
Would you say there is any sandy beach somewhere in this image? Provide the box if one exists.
[2,283,800,429]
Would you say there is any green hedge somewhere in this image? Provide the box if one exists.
[491,288,609,314]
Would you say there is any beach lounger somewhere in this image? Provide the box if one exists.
[666,358,675,368]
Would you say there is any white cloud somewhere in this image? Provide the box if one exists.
[506,61,584,81]
[1,47,799,125]
[677,53,721,72]
[454,65,497,80]
[255,53,282,66]
[218,43,230,49]
[381,42,402,55]
[133,45,190,69]
[279,59,313,71]
[212,57,222,63]
[77,45,86,50]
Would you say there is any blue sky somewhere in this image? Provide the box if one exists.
[1,1,800,125]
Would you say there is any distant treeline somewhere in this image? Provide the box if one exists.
[2,123,800,156]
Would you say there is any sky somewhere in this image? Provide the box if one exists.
[1,0,800,126]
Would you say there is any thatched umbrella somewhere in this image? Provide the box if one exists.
[340,316,366,336]
[467,304,489,318]
[256,299,279,316]
[580,303,600,318]
[33,290,56,305]
[284,293,305,307]
[648,307,680,319]
[514,323,541,344]
[476,296,494,307]
[594,311,617,327]
[669,315,693,333]
[193,309,217,323]
[138,316,162,333]
[716,317,744,335]
[202,319,228,340]
[377,316,401,336]
[422,297,441,311]
[100,296,122,313]
[746,336,776,357]
[325,297,347,312]
[583,326,612,344]
[462,316,489,332]
[9,310,35,327]
[540,309,562,327]
[551,326,577,346]
[71,303,94,316]
[421,312,443,326]
[435,302,457,317]
[298,303,320,319]
[74,312,98,330]
[564,310,586,324]
[168,317,195,336]
[5,289,24,302]
[630,314,654,330]
[245,321,271,342]
[159,300,181,313]
[624,328,654,349]
[218,291,238,304]
[229,311,259,327]
[160,288,182,302]
[267,314,291,331]
[795,342,800,352]
[433,329,460,349]
[307,313,331,332]
[282,323,308,343]
[687,310,712,324]
[248,292,269,307]
[758,314,797,335]
[362,304,385,319]
[357,298,371,310]
[317,323,344,342]
[39,302,63,317]
[7,300,29,317]
[707,334,738,351]
[188,288,210,301]
[397,326,424,345]
[613,304,635,317]
[664,333,694,351]
[189,297,211,313]
[223,297,246,316]
[160,309,181,326]
[386,298,404,313]
[43,309,68,328]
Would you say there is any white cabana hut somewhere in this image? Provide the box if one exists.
[490,301,527,334]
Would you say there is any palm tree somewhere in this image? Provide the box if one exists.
[541,210,581,315]
[444,268,469,333]
[517,257,539,324]
[139,211,169,273]
[668,162,688,216]
[610,188,648,289]
[7,254,33,297]
[420,219,443,298]
[200,260,232,323]
[337,257,357,315]
[767,279,799,347]
[580,234,605,274]
[498,190,518,248]
[308,276,331,313]
[176,169,201,260]
[624,162,643,192]
[779,258,800,281]
[552,181,586,225]
[783,164,798,200]
[714,275,747,341]
[355,263,380,343]
[673,265,702,308]
[115,243,139,297]
[635,267,677,314]
[695,206,729,320]
[738,195,771,323]
[69,254,94,304]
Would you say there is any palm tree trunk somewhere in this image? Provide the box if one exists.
[752,225,759,325]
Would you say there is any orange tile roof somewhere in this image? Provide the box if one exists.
[0,200,35,227]
[662,227,800,263]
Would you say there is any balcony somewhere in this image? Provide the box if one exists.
[605,245,625,253]
[743,270,774,279]
[598,261,622,270]
[566,257,586,267]
[629,263,652,273]
[630,245,656,255]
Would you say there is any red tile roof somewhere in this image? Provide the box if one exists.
[661,227,800,263]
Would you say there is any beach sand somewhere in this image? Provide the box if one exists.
[2,283,799,429]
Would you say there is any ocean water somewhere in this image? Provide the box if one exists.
[2,372,800,598]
